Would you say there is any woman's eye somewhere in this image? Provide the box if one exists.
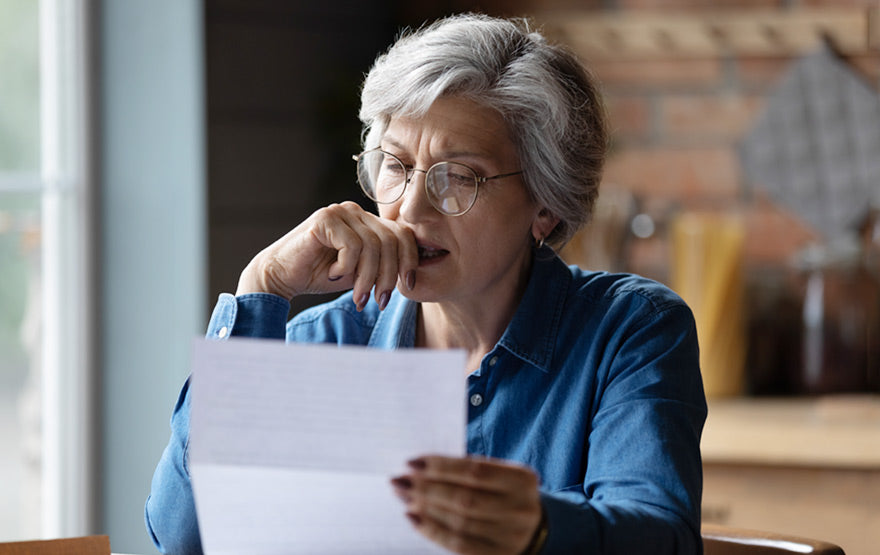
[382,163,404,175]
[448,172,474,186]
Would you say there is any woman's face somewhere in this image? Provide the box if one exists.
[377,96,553,308]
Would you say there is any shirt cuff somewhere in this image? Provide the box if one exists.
[205,292,291,340]
[538,490,595,553]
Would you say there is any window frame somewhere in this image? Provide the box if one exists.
[37,0,96,537]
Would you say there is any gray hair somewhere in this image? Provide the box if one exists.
[359,13,608,247]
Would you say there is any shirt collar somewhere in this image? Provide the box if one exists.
[496,247,570,373]
[367,246,571,372]
[367,292,418,349]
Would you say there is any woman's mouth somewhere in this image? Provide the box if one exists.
[417,245,449,265]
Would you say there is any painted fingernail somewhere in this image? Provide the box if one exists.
[390,476,412,490]
[356,292,369,310]
[406,270,416,291]
[378,290,391,311]
[393,489,413,504]
[406,512,422,526]
[407,458,427,471]
[328,275,343,282]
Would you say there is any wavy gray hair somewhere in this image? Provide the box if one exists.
[359,13,608,247]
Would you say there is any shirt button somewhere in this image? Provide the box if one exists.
[470,393,483,407]
[488,355,499,367]
[217,326,228,339]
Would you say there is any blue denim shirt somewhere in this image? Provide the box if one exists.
[146,251,706,554]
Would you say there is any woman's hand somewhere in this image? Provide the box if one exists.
[236,201,418,310]
[391,455,544,555]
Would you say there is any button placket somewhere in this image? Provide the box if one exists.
[469,352,498,409]
[466,371,486,454]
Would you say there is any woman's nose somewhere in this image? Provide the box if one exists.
[398,170,436,221]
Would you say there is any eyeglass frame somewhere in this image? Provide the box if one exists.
[352,148,524,216]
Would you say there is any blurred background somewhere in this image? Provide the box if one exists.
[0,0,878,553]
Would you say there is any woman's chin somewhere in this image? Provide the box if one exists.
[397,286,439,304]
[396,273,452,304]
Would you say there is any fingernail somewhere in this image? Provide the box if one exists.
[406,270,416,291]
[390,476,412,490]
[407,458,427,471]
[356,292,369,310]
[378,290,391,311]
[406,512,422,526]
[393,489,413,504]
[328,275,343,282]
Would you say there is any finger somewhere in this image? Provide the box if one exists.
[315,204,366,280]
[407,478,526,522]
[316,203,416,303]
[414,500,535,554]
[392,466,542,554]
[363,217,403,310]
[408,456,540,495]
[316,204,384,310]
[346,220,382,311]
[346,214,412,311]
[406,511,508,555]
[390,224,419,291]
[402,473,541,552]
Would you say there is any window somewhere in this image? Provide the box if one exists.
[0,0,94,540]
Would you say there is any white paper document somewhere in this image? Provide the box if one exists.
[189,337,466,555]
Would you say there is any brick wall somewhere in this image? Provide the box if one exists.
[531,1,880,281]
[441,0,879,277]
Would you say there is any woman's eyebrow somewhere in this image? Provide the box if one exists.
[380,136,407,152]
[380,136,492,161]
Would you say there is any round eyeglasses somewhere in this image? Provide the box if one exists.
[353,148,523,216]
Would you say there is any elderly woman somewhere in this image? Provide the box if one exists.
[146,13,706,555]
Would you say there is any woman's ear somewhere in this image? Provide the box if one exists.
[531,208,560,243]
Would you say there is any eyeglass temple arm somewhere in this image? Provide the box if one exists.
[480,170,524,183]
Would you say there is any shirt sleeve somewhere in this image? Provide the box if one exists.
[206,292,291,340]
[145,292,292,554]
[541,302,707,554]
[144,378,202,555]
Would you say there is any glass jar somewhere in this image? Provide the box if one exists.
[790,242,880,394]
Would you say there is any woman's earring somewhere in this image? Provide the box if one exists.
[535,235,545,249]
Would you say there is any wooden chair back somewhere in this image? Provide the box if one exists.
[0,536,110,555]
[703,524,845,555]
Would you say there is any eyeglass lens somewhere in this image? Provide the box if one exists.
[356,150,478,216]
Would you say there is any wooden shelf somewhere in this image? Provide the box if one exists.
[536,8,880,60]
[701,395,880,469]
